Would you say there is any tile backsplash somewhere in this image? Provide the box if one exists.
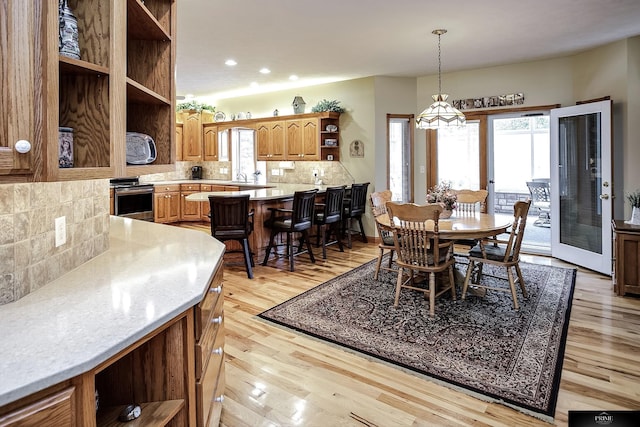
[0,179,110,305]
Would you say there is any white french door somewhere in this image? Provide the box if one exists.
[550,100,612,274]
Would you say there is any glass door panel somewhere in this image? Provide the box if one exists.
[550,100,612,274]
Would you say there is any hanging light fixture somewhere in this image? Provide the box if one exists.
[416,29,466,129]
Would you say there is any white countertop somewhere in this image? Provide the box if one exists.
[0,217,225,407]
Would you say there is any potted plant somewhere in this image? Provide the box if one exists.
[176,101,215,113]
[426,181,457,218]
[311,99,346,113]
[625,190,640,225]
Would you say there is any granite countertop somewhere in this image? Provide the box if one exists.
[0,217,225,407]
[145,179,337,202]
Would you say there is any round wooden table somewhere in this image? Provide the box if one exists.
[376,212,511,239]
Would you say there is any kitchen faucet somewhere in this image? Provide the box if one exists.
[236,172,247,182]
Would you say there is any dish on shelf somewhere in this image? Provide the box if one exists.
[214,111,226,122]
[324,138,338,146]
[326,124,338,132]
[126,132,157,164]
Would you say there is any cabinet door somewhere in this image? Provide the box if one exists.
[167,192,181,222]
[181,192,201,221]
[270,121,286,160]
[300,118,319,159]
[0,1,37,176]
[203,124,218,161]
[285,120,302,158]
[0,387,75,427]
[176,123,183,161]
[256,123,271,160]
[183,112,203,161]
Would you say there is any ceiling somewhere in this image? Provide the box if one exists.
[176,0,640,102]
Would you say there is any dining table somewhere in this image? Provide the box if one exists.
[376,211,513,291]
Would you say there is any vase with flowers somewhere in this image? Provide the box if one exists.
[426,181,457,218]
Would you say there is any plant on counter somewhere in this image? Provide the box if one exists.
[176,100,216,113]
[311,99,345,113]
[626,189,640,208]
[426,181,457,211]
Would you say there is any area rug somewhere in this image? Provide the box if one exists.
[258,258,577,421]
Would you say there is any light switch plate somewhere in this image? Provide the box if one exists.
[55,216,66,247]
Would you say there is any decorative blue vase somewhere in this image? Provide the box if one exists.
[59,0,80,59]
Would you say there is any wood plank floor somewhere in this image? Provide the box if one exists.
[179,222,640,426]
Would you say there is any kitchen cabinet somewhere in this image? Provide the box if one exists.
[612,220,640,296]
[256,121,286,161]
[0,387,75,426]
[194,268,225,427]
[286,118,319,160]
[1,0,178,182]
[319,113,341,161]
[203,123,219,161]
[177,110,214,161]
[154,184,181,223]
[181,183,202,221]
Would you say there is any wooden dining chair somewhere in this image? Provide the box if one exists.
[451,189,489,256]
[461,199,531,310]
[386,201,457,318]
[369,190,395,280]
[453,189,488,213]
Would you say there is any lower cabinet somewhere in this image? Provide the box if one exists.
[612,219,640,296]
[0,265,225,427]
[181,184,202,221]
[154,184,181,223]
[0,387,75,427]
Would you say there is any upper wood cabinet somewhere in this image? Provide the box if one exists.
[0,0,177,182]
[177,110,214,161]
[286,119,319,160]
[203,123,219,161]
[256,121,286,161]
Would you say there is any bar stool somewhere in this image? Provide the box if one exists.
[314,185,346,259]
[342,182,370,248]
[208,194,255,279]
[262,189,318,271]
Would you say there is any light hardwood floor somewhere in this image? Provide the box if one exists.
[180,223,640,426]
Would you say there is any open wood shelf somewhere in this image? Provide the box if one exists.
[96,400,184,427]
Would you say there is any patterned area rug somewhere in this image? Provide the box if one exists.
[258,258,577,421]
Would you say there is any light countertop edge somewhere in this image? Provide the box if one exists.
[0,216,225,407]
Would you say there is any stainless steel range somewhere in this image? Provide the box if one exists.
[110,177,155,221]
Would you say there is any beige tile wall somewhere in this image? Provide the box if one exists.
[0,179,110,305]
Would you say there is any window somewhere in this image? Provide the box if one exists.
[231,128,257,180]
[387,115,414,201]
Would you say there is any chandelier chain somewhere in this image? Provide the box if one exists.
[437,32,442,95]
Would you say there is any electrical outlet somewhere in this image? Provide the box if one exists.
[55,216,66,247]
[320,169,324,177]
[420,165,425,173]
[271,168,280,176]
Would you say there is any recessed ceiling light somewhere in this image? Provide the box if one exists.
[289,75,299,81]
[225,59,237,66]
[259,68,271,74]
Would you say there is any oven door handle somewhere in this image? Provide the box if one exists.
[115,187,154,196]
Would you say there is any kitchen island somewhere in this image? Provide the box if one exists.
[183,182,339,260]
[0,217,226,426]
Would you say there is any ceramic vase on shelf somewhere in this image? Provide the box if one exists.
[625,206,640,225]
[59,0,80,59]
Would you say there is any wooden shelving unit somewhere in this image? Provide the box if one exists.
[97,400,184,427]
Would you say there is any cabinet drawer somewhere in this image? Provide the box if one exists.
[201,184,212,191]
[0,387,75,427]
[181,183,201,191]
[155,184,180,193]
[195,307,224,379]
[196,347,225,427]
[195,269,223,341]
[205,361,225,427]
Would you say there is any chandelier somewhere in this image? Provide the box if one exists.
[416,29,466,129]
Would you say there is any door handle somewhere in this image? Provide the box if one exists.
[599,194,609,200]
